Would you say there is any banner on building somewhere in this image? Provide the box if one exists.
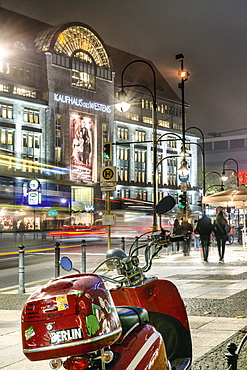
[70,114,94,183]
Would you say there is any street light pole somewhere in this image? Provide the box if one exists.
[176,54,190,216]
[116,59,158,231]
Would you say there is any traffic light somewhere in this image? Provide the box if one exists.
[103,142,112,162]
[179,192,187,208]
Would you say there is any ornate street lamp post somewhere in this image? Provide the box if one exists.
[116,59,158,231]
[176,54,190,215]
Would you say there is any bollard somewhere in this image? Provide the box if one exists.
[18,244,25,293]
[55,242,60,278]
[225,342,238,370]
[121,237,125,252]
[81,239,86,273]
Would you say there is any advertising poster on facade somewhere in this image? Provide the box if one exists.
[70,115,94,182]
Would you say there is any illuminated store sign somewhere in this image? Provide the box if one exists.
[238,172,246,184]
[54,93,111,113]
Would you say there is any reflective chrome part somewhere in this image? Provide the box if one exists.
[101,349,114,363]
[49,358,63,369]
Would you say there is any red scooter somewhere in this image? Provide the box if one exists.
[21,197,192,370]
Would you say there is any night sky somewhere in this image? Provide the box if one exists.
[0,0,245,138]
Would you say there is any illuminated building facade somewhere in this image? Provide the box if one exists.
[0,8,199,231]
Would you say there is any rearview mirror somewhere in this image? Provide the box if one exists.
[155,195,176,214]
[60,256,73,272]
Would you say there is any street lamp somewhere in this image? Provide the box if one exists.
[205,171,224,194]
[222,158,239,187]
[176,54,190,215]
[176,54,189,152]
[115,59,158,231]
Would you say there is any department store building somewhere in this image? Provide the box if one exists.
[0,7,199,230]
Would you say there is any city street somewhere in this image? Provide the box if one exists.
[0,238,247,369]
[0,232,127,289]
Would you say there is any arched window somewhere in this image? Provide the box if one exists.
[34,23,112,90]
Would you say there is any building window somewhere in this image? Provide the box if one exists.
[26,69,31,80]
[0,129,14,148]
[118,147,129,161]
[71,55,95,90]
[0,84,9,92]
[143,116,152,124]
[125,113,139,121]
[13,86,36,98]
[55,115,61,165]
[22,132,40,149]
[135,190,146,200]
[102,123,109,143]
[117,127,128,140]
[118,166,129,181]
[134,168,146,183]
[167,137,177,148]
[141,99,152,110]
[135,130,146,142]
[24,109,39,124]
[173,122,182,131]
[158,119,170,128]
[22,155,39,173]
[135,150,146,163]
[0,104,13,119]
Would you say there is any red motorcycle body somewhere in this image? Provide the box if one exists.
[21,274,191,369]
[21,274,122,361]
[111,277,192,364]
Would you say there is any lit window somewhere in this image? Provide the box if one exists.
[23,134,27,147]
[158,120,170,128]
[24,109,39,123]
[7,131,13,145]
[1,130,6,144]
[34,136,39,149]
[117,127,128,140]
[143,116,152,124]
[125,113,139,121]
[13,86,36,98]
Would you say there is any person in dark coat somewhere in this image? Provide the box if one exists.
[179,218,193,256]
[196,214,213,262]
[213,210,228,262]
[173,218,181,252]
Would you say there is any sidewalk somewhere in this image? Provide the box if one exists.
[0,243,247,369]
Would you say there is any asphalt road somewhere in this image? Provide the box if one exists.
[0,233,135,289]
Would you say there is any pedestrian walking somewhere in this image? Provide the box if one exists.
[18,220,26,242]
[196,213,212,262]
[213,210,228,262]
[193,220,200,250]
[179,218,193,256]
[173,218,181,252]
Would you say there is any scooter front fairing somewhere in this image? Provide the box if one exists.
[110,277,192,367]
